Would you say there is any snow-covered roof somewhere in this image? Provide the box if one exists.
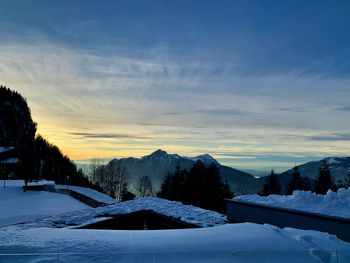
[20,197,227,229]
[234,188,350,220]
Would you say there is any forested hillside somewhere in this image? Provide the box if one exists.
[0,85,100,191]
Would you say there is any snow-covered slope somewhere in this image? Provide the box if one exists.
[0,180,90,227]
[234,188,350,219]
[2,182,350,262]
[1,223,349,262]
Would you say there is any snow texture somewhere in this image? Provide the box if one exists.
[19,197,227,229]
[0,180,89,227]
[234,188,350,219]
[0,223,349,262]
[1,181,350,262]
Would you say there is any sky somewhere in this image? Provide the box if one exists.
[0,0,350,172]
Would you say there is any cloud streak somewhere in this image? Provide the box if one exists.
[309,133,350,141]
[70,132,149,140]
[0,37,350,170]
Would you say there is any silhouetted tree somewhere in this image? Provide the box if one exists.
[259,169,281,196]
[0,86,108,194]
[120,181,135,201]
[345,172,350,189]
[158,161,234,213]
[286,166,303,195]
[223,179,234,199]
[235,181,247,196]
[315,160,335,194]
[137,175,154,197]
[0,85,37,190]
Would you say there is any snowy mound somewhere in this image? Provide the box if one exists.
[21,197,227,229]
[234,188,350,219]
[102,197,226,227]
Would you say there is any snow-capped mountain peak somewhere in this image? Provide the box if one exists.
[187,154,219,166]
[149,149,168,158]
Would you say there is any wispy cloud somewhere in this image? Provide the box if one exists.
[334,106,350,111]
[1,37,350,169]
[309,133,350,141]
[70,132,149,140]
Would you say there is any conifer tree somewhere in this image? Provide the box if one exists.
[286,165,303,195]
[345,172,350,188]
[223,179,234,199]
[158,161,233,213]
[315,160,335,194]
[259,169,281,196]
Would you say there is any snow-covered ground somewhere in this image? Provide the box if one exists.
[55,184,117,204]
[1,223,349,262]
[1,181,350,262]
[19,197,227,229]
[234,188,350,219]
[0,180,90,227]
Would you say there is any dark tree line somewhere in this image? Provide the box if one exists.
[34,135,104,191]
[259,160,337,196]
[158,161,233,213]
[259,169,282,196]
[314,159,336,194]
[89,159,135,201]
[0,85,105,193]
[0,85,37,187]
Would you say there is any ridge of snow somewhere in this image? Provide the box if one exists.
[0,146,14,153]
[325,157,345,166]
[185,154,218,165]
[19,197,227,229]
[123,149,220,166]
[234,188,350,219]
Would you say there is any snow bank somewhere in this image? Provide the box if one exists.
[1,223,349,262]
[19,197,227,229]
[234,188,350,219]
[55,185,117,205]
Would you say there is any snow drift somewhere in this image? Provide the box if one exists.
[234,188,350,219]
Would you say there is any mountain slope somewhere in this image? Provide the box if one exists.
[281,157,350,184]
[108,149,260,194]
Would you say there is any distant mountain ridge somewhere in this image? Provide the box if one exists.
[108,149,260,194]
[89,151,350,195]
[281,157,350,184]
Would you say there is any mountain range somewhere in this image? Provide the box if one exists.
[104,150,350,195]
[281,157,350,184]
[108,149,260,194]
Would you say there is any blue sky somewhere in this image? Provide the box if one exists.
[0,0,350,171]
